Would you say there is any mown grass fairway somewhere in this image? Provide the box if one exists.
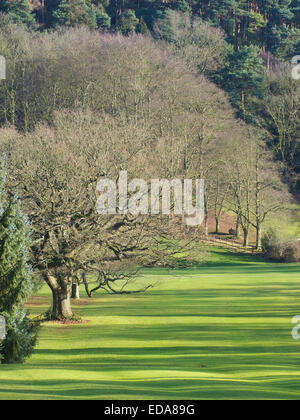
[0,250,300,400]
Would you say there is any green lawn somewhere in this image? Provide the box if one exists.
[0,249,300,400]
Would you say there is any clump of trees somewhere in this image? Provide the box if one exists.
[249,65,300,190]
[223,129,291,249]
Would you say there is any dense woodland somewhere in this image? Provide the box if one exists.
[0,0,299,188]
[0,1,299,362]
[0,0,299,53]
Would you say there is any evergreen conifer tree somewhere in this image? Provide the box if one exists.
[6,0,36,29]
[0,158,39,364]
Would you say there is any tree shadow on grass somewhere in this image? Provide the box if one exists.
[0,375,299,400]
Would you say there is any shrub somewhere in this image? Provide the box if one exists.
[262,228,300,262]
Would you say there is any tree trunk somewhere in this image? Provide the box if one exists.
[204,212,208,236]
[235,215,241,239]
[243,228,249,247]
[215,217,220,234]
[82,272,92,298]
[241,89,245,118]
[204,198,209,237]
[256,224,262,251]
[71,282,80,300]
[44,274,73,320]
[51,284,72,319]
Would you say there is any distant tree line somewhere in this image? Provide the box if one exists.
[0,1,299,187]
[0,0,299,58]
